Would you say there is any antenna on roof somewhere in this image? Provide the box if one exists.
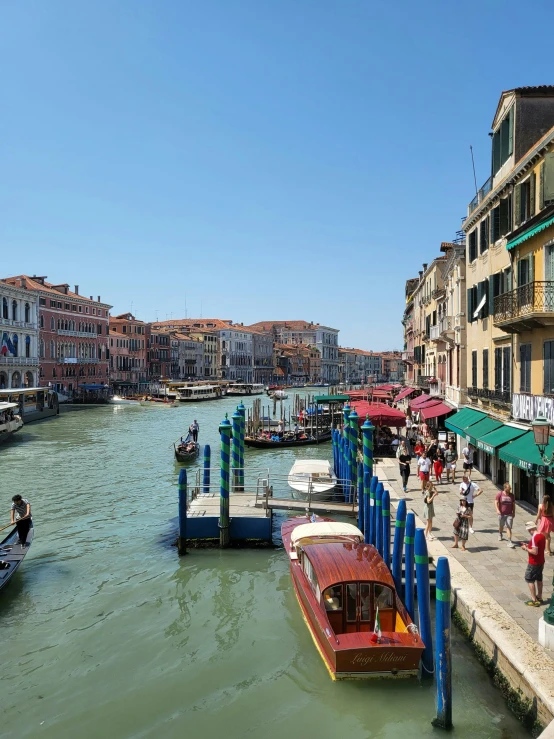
[185,294,187,319]
[470,145,478,196]
[200,300,203,319]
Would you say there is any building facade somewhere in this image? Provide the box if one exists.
[148,330,171,379]
[0,280,39,389]
[173,333,204,379]
[109,313,148,390]
[3,276,111,394]
[251,329,274,385]
[219,327,253,382]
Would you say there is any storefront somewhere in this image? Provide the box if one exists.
[476,424,527,486]
[497,431,554,507]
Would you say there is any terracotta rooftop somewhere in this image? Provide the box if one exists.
[2,275,111,307]
[152,318,232,330]
[111,313,146,323]
[247,320,338,332]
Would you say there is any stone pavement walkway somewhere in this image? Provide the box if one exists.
[376,458,554,642]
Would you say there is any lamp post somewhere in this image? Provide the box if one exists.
[531,416,554,626]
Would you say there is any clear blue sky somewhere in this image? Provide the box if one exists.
[2,1,552,349]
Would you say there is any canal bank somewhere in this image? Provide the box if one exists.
[377,457,554,734]
[0,398,529,738]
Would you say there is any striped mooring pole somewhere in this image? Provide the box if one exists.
[357,462,364,533]
[177,468,187,556]
[219,414,232,548]
[392,499,407,599]
[203,444,211,494]
[231,408,242,492]
[432,556,453,730]
[348,410,359,503]
[363,471,371,544]
[342,404,350,491]
[405,512,416,621]
[237,402,246,491]
[361,414,374,481]
[381,488,391,569]
[415,527,434,678]
[375,481,383,556]
[369,475,378,546]
[332,429,338,477]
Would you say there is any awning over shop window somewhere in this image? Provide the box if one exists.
[506,214,554,250]
[498,431,554,473]
[419,401,453,421]
[476,425,528,455]
[314,395,350,404]
[444,408,487,436]
[395,387,416,401]
[463,416,503,445]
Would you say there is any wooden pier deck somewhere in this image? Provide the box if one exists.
[253,497,357,515]
[189,492,267,518]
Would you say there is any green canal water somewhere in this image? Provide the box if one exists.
[1,395,528,738]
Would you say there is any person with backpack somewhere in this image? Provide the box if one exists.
[459,475,483,534]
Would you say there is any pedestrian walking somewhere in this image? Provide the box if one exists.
[444,442,458,483]
[522,521,546,606]
[459,475,483,533]
[462,443,474,480]
[10,494,32,547]
[414,440,425,461]
[396,440,411,492]
[452,497,471,551]
[495,483,516,548]
[417,451,432,490]
[422,481,438,541]
[536,494,554,556]
[433,447,444,484]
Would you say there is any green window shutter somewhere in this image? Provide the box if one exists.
[508,106,514,156]
[514,184,521,227]
[467,288,473,323]
[544,153,554,203]
[483,278,490,318]
[530,172,536,217]
[493,131,501,175]
[540,161,546,209]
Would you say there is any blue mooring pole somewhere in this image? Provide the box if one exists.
[231,408,241,492]
[342,405,350,497]
[392,499,407,600]
[405,512,416,622]
[332,429,338,477]
[415,528,434,678]
[237,402,246,491]
[432,556,453,730]
[177,468,187,556]
[348,410,358,503]
[357,462,364,534]
[375,482,383,556]
[219,414,232,548]
[381,488,391,569]
[203,444,211,494]
[363,471,371,544]
[369,475,378,546]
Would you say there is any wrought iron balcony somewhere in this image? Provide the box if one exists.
[467,386,511,405]
[493,282,554,332]
[416,375,438,387]
[468,176,493,215]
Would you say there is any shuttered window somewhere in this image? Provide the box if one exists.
[491,205,500,243]
[502,347,511,393]
[499,196,511,237]
[472,351,478,388]
[482,349,489,389]
[494,348,502,390]
[479,217,489,253]
[492,106,514,176]
[469,230,478,262]
[544,341,554,395]
[520,344,532,393]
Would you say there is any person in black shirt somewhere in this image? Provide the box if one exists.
[396,440,411,492]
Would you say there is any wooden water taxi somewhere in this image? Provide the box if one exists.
[281,517,424,679]
[0,523,34,593]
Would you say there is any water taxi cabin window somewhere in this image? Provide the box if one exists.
[360,583,371,621]
[346,583,358,622]
[374,584,393,610]
[324,585,343,611]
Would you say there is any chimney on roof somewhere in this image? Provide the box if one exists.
[422,263,428,271]
[18,278,24,288]
[90,296,93,301]
[98,296,100,302]
[75,285,79,294]
[418,271,423,279]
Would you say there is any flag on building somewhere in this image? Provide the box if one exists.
[1,333,7,356]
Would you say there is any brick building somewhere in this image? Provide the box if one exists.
[109,313,149,391]
[3,276,111,394]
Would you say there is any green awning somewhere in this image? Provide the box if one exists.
[464,416,503,446]
[444,408,487,436]
[498,431,554,472]
[507,214,554,250]
[314,395,350,404]
[477,425,528,455]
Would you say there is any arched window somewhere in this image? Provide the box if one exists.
[25,336,31,358]
[40,314,44,328]
[25,303,30,323]
[12,334,18,357]
[51,317,55,330]
[52,367,57,378]
[39,340,44,358]
[50,340,55,358]
[12,301,17,321]
[2,297,7,319]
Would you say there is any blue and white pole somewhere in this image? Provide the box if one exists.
[392,499,407,599]
[415,527,434,678]
[405,512,416,621]
[433,556,453,729]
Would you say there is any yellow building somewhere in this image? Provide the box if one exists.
[453,86,554,506]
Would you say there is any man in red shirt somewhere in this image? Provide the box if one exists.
[522,521,546,606]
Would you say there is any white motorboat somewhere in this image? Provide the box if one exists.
[287,459,337,500]
[270,390,288,400]
[108,395,141,406]
[0,402,23,444]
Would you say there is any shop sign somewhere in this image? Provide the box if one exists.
[512,393,554,424]
[477,440,494,455]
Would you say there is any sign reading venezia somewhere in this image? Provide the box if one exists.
[512,393,554,424]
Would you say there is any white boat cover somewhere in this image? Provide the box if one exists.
[289,460,332,475]
[291,521,363,545]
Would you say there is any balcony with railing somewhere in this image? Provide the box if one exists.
[493,282,554,332]
[401,350,414,363]
[0,317,36,330]
[63,357,99,364]
[416,375,439,388]
[439,316,453,336]
[0,356,39,366]
[467,176,493,216]
[58,329,98,338]
[429,324,441,341]
[432,287,446,301]
[466,386,511,406]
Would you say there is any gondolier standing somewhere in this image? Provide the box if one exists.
[189,420,199,443]
[10,495,32,547]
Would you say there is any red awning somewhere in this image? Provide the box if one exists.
[350,401,406,428]
[409,393,431,408]
[394,387,416,401]
[420,402,453,420]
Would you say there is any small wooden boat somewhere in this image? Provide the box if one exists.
[244,431,331,449]
[288,459,337,499]
[0,524,34,593]
[108,395,141,406]
[174,436,200,463]
[269,390,288,400]
[282,517,424,679]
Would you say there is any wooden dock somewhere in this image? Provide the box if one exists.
[189,492,266,518]
[254,497,357,516]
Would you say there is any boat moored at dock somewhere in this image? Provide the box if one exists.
[0,402,23,444]
[0,387,59,423]
[244,430,331,449]
[287,460,337,499]
[281,517,424,679]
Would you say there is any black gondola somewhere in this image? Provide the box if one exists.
[0,524,34,593]
[244,431,332,449]
[174,441,200,463]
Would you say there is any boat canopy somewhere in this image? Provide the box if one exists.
[0,402,19,411]
[290,460,332,475]
[291,521,363,546]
